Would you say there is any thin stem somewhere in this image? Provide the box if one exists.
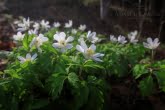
[151,49,154,63]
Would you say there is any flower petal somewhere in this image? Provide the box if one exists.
[17,56,25,62]
[80,40,88,51]
[52,43,61,48]
[147,37,152,44]
[66,36,74,43]
[31,53,37,61]
[65,44,73,49]
[76,45,84,53]
[26,53,31,59]
[89,44,96,51]
[59,32,66,40]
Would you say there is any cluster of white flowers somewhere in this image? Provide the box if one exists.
[109,31,160,49]
[110,35,127,44]
[13,18,91,63]
[13,18,160,64]
[110,31,138,44]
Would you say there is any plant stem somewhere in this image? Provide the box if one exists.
[151,49,154,63]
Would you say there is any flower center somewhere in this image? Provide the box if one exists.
[59,40,66,46]
[86,48,94,56]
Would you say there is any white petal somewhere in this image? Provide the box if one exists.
[80,40,88,51]
[76,45,84,53]
[143,42,150,49]
[52,43,61,48]
[93,53,104,57]
[66,36,74,43]
[26,53,31,59]
[65,44,73,49]
[17,56,25,62]
[31,53,37,61]
[89,44,96,51]
[54,33,60,41]
[59,32,66,41]
[41,36,48,42]
[147,38,152,44]
[92,57,103,62]
[154,38,159,44]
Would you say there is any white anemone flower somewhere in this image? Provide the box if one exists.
[110,35,117,43]
[18,53,37,63]
[33,22,40,30]
[28,29,38,35]
[143,37,160,50]
[40,20,50,30]
[52,32,74,53]
[76,40,104,62]
[17,18,31,31]
[128,31,138,44]
[64,20,73,28]
[117,35,127,44]
[13,32,25,41]
[71,29,77,34]
[79,24,86,31]
[30,34,48,51]
[53,22,61,28]
[87,31,100,43]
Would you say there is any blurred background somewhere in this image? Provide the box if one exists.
[0,0,165,50]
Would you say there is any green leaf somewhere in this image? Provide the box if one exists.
[139,75,154,96]
[68,72,79,88]
[84,60,104,69]
[133,64,149,79]
[22,34,29,50]
[154,70,165,92]
[47,73,67,99]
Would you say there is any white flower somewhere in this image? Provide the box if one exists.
[71,29,77,34]
[30,34,48,51]
[128,31,138,44]
[40,20,50,30]
[143,37,160,50]
[76,40,104,62]
[28,29,38,35]
[33,22,40,30]
[78,37,85,43]
[53,22,61,28]
[87,31,100,43]
[64,20,73,28]
[110,35,117,43]
[52,32,74,53]
[13,32,25,41]
[79,24,86,31]
[17,18,31,31]
[117,35,127,44]
[18,53,37,63]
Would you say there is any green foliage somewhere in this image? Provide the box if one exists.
[1,19,165,109]
[139,75,154,96]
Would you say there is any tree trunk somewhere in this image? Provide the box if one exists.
[100,0,111,20]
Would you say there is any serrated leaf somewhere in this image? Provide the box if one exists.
[68,72,79,88]
[139,75,154,96]
[47,73,67,99]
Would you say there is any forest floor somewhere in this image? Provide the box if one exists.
[0,1,165,110]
